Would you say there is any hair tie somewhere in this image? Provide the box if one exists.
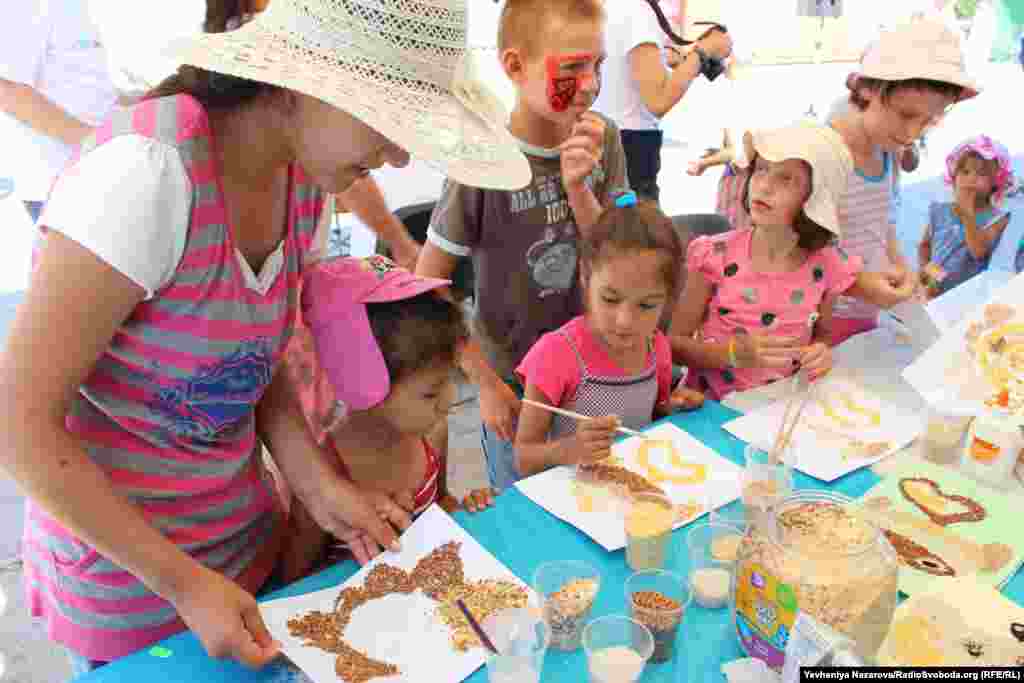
[615,191,638,208]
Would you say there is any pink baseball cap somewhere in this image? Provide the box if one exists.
[300,255,451,421]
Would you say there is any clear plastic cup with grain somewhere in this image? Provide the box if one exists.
[625,491,675,571]
[532,560,601,651]
[687,521,742,609]
[625,569,690,665]
[583,615,654,683]
[741,444,793,527]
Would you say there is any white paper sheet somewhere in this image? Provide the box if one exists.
[514,423,743,551]
[904,271,1024,414]
[722,374,921,482]
[260,505,531,683]
[924,268,1015,332]
[883,297,943,352]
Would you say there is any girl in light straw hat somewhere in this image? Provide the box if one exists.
[670,122,924,400]
[829,16,980,345]
[0,0,529,675]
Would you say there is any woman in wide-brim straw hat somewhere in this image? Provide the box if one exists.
[0,0,529,674]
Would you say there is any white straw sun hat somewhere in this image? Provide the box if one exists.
[166,0,531,190]
[740,122,853,236]
[858,17,980,100]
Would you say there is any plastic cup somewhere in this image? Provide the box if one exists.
[920,406,971,466]
[686,522,741,609]
[583,615,654,683]
[532,561,601,651]
[741,444,793,527]
[625,492,675,571]
[482,607,550,683]
[625,570,690,665]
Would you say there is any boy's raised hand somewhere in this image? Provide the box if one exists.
[560,112,606,191]
[569,414,620,465]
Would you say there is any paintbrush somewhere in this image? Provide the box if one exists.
[521,399,653,440]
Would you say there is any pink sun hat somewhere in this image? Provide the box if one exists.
[944,135,1015,207]
[292,255,450,442]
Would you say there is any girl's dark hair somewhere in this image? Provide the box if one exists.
[641,0,724,47]
[366,292,467,386]
[741,154,835,252]
[580,199,684,324]
[848,76,964,111]
[145,0,280,109]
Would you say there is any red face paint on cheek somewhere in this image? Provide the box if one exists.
[545,53,596,113]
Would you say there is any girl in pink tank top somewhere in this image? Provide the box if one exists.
[515,196,704,478]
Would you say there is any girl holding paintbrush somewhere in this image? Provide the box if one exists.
[514,195,705,477]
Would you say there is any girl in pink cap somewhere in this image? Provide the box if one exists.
[280,255,498,581]
[918,135,1014,298]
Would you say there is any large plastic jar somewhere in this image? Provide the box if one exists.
[731,490,898,672]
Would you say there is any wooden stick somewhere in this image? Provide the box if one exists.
[455,599,500,655]
[521,399,651,440]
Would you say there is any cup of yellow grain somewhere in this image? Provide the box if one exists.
[625,492,675,571]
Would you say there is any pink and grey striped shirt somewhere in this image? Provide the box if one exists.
[23,94,323,661]
[834,152,896,321]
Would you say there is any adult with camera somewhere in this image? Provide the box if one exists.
[594,0,733,201]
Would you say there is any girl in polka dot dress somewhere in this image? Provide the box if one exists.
[514,197,705,477]
[670,123,909,400]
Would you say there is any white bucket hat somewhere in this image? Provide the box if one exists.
[740,123,853,236]
[858,17,980,100]
[166,0,531,190]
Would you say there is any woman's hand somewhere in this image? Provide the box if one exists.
[799,342,832,382]
[478,375,520,442]
[686,158,708,176]
[173,565,280,669]
[732,334,803,370]
[461,487,497,513]
[568,415,620,466]
[300,475,412,565]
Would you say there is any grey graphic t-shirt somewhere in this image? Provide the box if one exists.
[427,116,627,379]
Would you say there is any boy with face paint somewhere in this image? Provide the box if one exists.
[417,0,628,492]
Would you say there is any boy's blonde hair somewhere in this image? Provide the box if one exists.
[498,0,605,58]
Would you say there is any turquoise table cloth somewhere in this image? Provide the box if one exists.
[78,401,1024,682]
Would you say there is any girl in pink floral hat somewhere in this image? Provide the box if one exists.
[918,135,1014,297]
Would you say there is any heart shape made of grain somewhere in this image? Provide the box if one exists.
[898,477,987,527]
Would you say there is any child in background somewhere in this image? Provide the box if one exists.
[417,0,627,490]
[689,127,753,231]
[918,135,1014,297]
[514,197,704,476]
[280,256,496,579]
[687,59,753,231]
[670,123,910,400]
[829,17,979,345]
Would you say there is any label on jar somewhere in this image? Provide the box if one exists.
[734,562,798,672]
[781,612,854,683]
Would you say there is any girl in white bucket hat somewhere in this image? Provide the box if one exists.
[829,16,980,345]
[671,122,929,400]
[2,0,530,675]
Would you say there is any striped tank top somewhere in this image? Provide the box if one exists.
[834,152,893,321]
[23,94,323,661]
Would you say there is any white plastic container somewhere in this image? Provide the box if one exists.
[959,411,1024,490]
